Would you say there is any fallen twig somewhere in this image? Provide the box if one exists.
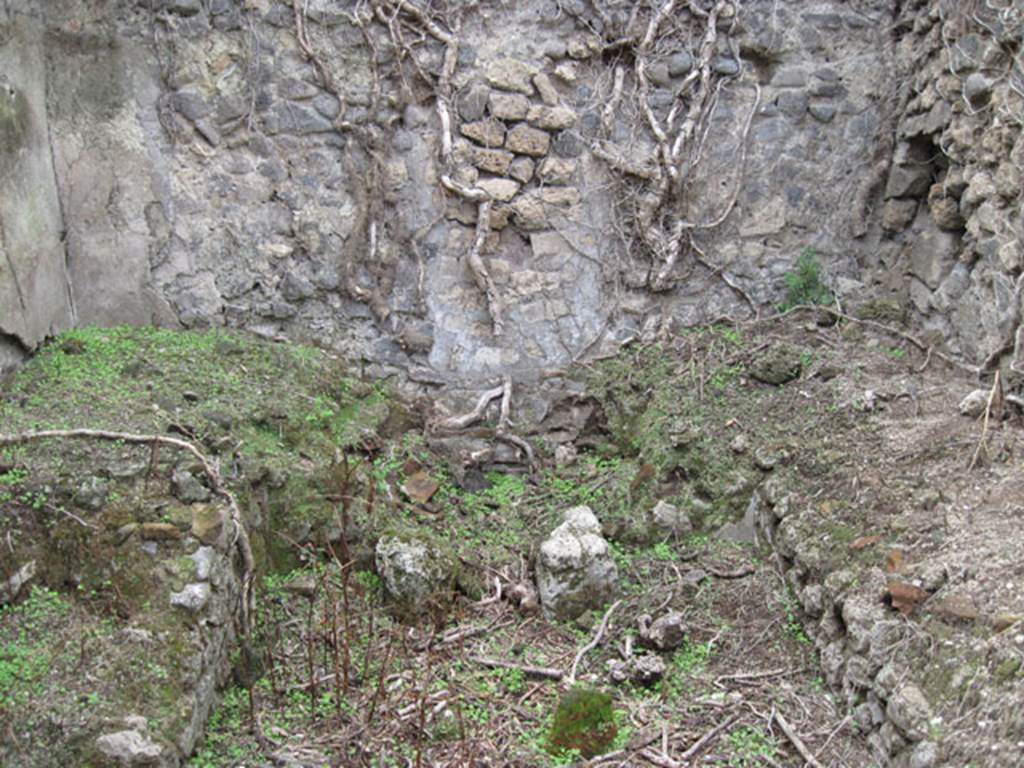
[566,599,623,686]
[773,710,825,768]
[968,370,1002,471]
[679,713,739,760]
[470,657,564,681]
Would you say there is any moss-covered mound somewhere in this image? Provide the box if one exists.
[0,326,399,766]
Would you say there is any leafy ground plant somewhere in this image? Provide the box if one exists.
[780,247,833,310]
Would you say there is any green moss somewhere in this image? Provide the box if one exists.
[547,687,618,759]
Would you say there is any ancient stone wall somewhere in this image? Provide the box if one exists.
[872,0,1023,372]
[1,0,1020,385]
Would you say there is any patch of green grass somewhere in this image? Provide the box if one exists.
[0,586,70,709]
[665,638,713,699]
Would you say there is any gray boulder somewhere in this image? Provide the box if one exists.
[94,729,164,766]
[375,532,456,615]
[650,500,692,538]
[536,506,618,619]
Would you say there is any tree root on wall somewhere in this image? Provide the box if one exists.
[431,377,536,468]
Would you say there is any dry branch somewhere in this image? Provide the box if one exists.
[566,598,623,685]
[773,710,826,768]
[471,656,564,681]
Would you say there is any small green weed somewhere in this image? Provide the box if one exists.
[779,247,833,311]
[725,725,779,766]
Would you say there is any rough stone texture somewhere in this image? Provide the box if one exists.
[375,533,456,614]
[471,147,514,175]
[488,92,529,121]
[536,505,618,619]
[0,11,73,352]
[0,0,1016,400]
[95,729,164,766]
[649,500,692,538]
[886,684,933,742]
[484,58,536,95]
[638,610,687,651]
[506,122,551,156]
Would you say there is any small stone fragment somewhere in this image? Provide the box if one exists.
[567,35,600,59]
[554,62,578,83]
[140,523,182,541]
[958,388,989,417]
[638,611,687,651]
[403,471,440,503]
[887,581,929,615]
[533,73,559,106]
[608,653,665,687]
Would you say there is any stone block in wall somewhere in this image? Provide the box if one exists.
[526,105,577,131]
[926,190,963,231]
[537,157,576,185]
[533,73,559,106]
[667,51,693,77]
[509,156,534,183]
[461,118,506,148]
[898,101,951,139]
[885,165,932,199]
[489,92,529,121]
[739,196,786,237]
[886,684,933,742]
[506,123,550,156]
[484,59,536,95]
[472,148,514,175]
[882,199,918,232]
[458,83,491,121]
[910,227,959,289]
[477,178,519,202]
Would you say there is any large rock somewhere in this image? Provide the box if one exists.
[375,532,457,616]
[95,728,164,766]
[536,506,618,619]
[887,684,933,742]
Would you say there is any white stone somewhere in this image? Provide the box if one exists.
[95,730,163,765]
[536,506,618,619]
